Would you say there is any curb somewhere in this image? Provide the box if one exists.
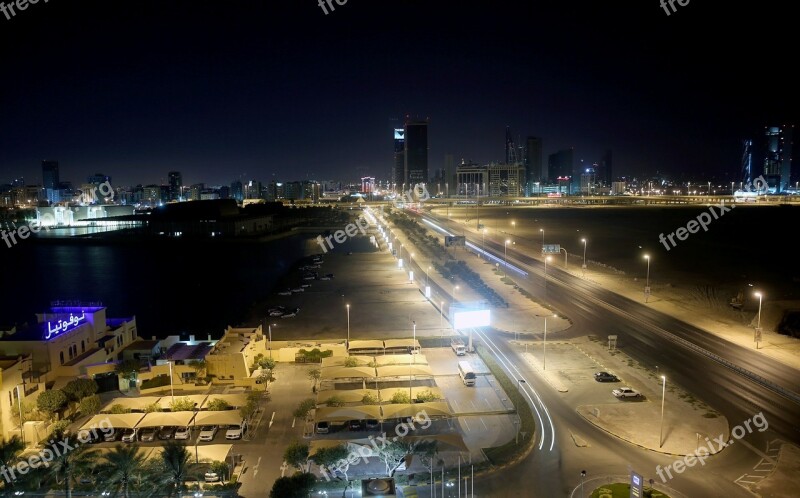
[575,407,690,458]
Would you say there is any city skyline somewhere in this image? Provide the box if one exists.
[1,2,795,187]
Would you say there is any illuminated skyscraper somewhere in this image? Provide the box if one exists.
[404,118,429,187]
[763,125,794,193]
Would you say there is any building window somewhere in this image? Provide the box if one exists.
[81,340,85,353]
[60,352,64,364]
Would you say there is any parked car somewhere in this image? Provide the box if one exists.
[278,290,292,296]
[174,426,191,440]
[319,276,331,281]
[300,283,312,288]
[612,387,643,399]
[121,428,137,443]
[302,274,316,281]
[198,425,218,442]
[204,471,220,483]
[269,309,284,317]
[280,311,297,318]
[324,273,335,279]
[315,421,330,434]
[225,421,247,440]
[158,426,176,440]
[594,372,619,382]
[365,419,380,430]
[291,287,304,293]
[104,429,122,442]
[139,428,157,442]
[348,420,363,431]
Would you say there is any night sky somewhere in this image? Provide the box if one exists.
[0,1,796,187]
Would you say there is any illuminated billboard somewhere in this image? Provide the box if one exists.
[453,309,490,329]
[394,129,405,140]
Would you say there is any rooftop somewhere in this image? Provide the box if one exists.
[164,342,213,361]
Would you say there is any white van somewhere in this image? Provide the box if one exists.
[458,361,476,386]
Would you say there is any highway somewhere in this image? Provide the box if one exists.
[407,211,800,497]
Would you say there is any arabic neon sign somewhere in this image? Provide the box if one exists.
[45,312,86,340]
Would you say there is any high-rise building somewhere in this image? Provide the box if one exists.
[168,171,183,201]
[393,128,405,192]
[548,149,575,194]
[443,154,455,196]
[596,150,613,186]
[524,137,543,187]
[763,125,794,193]
[231,181,244,202]
[361,177,375,194]
[404,118,429,187]
[42,160,60,203]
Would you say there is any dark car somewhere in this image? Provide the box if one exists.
[594,372,619,382]
[365,419,380,430]
[158,426,176,440]
[348,420,363,431]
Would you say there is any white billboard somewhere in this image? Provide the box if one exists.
[453,309,490,329]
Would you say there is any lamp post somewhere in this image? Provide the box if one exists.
[453,284,459,303]
[581,471,586,497]
[193,408,199,463]
[544,256,551,291]
[542,314,556,370]
[15,385,24,447]
[644,254,651,303]
[504,239,510,277]
[268,323,275,359]
[511,220,516,236]
[659,375,666,448]
[168,361,175,404]
[346,304,350,346]
[540,228,544,252]
[581,238,587,270]
[754,292,763,349]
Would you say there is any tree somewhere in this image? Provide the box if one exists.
[37,390,67,419]
[144,402,162,413]
[311,444,351,480]
[189,360,207,380]
[343,356,359,367]
[283,441,310,472]
[373,439,436,477]
[97,444,147,498]
[78,395,101,416]
[415,389,439,402]
[209,460,230,482]
[390,391,411,404]
[109,403,131,414]
[258,357,277,372]
[169,397,195,412]
[45,434,98,498]
[156,441,199,497]
[269,473,315,498]
[0,436,24,495]
[325,395,345,407]
[307,368,321,390]
[115,360,140,381]
[293,399,315,420]
[361,392,378,405]
[206,399,231,411]
[62,378,99,402]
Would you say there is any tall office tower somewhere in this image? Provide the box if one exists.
[231,180,244,202]
[393,128,405,192]
[763,125,794,192]
[404,118,429,187]
[168,171,183,200]
[505,127,516,164]
[548,148,575,194]
[525,136,543,188]
[443,154,455,196]
[42,160,60,203]
[596,150,613,186]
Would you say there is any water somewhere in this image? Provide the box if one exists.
[0,234,309,338]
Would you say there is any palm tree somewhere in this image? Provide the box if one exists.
[157,441,200,497]
[98,444,148,498]
[0,436,24,496]
[45,435,97,498]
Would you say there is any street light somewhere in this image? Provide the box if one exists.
[754,292,763,349]
[15,385,24,447]
[168,361,175,404]
[540,228,544,252]
[268,323,276,359]
[580,471,586,497]
[581,238,587,270]
[346,304,350,346]
[542,314,556,370]
[644,254,651,303]
[659,375,666,448]
[544,256,552,291]
[504,239,511,277]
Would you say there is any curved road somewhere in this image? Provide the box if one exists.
[406,212,799,497]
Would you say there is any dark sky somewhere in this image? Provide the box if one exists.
[0,1,796,187]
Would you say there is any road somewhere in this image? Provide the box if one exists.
[404,211,800,497]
